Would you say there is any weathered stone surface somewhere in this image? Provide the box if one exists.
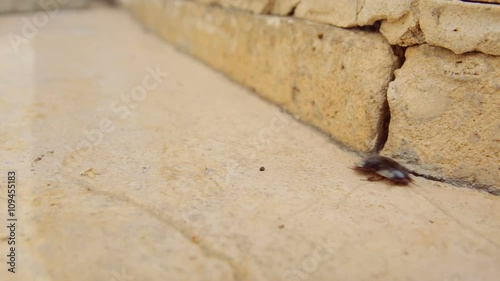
[185,0,500,57]
[131,0,398,152]
[0,0,89,13]
[2,7,500,281]
[420,0,500,56]
[7,0,34,12]
[195,0,302,15]
[356,0,413,26]
[0,0,14,13]
[60,0,89,9]
[380,0,500,55]
[197,0,273,13]
[380,0,426,47]
[131,0,164,31]
[383,45,500,193]
[293,0,358,27]
[292,0,499,56]
[273,0,414,28]
[272,0,301,15]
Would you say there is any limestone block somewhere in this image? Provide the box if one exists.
[380,0,425,46]
[383,45,500,193]
[293,0,358,27]
[272,0,301,15]
[197,0,273,13]
[420,0,500,56]
[290,0,413,28]
[194,0,302,16]
[380,0,500,54]
[190,0,412,25]
[131,0,164,30]
[61,0,90,8]
[13,0,35,12]
[0,0,14,13]
[356,0,413,26]
[131,0,398,152]
[0,0,89,12]
[189,0,499,56]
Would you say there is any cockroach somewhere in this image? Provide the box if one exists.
[353,155,413,185]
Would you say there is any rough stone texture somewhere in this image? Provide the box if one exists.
[419,0,500,56]
[380,0,426,47]
[131,0,398,152]
[295,0,500,56]
[369,0,500,56]
[293,0,358,27]
[209,0,413,28]
[195,0,304,16]
[1,6,500,281]
[0,0,89,13]
[356,0,414,25]
[383,45,500,193]
[184,0,500,56]
[292,0,414,27]
[272,0,301,15]
[197,0,273,13]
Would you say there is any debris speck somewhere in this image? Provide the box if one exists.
[260,166,265,171]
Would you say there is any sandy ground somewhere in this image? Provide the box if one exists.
[0,5,499,281]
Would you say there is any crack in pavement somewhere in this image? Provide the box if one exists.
[88,188,239,281]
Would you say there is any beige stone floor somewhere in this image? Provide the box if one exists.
[0,5,499,281]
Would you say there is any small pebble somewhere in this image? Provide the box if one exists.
[259,166,265,171]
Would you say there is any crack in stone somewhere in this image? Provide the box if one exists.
[286,1,300,16]
[89,188,239,280]
[374,99,391,152]
[378,45,499,196]
[374,45,405,152]
[355,0,365,22]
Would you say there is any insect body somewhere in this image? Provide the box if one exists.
[354,155,413,185]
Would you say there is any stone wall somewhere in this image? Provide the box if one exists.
[195,0,499,56]
[0,0,89,13]
[110,0,500,193]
